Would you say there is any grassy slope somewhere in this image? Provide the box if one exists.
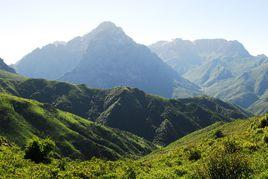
[0,71,250,145]
[1,115,268,178]
[0,93,156,160]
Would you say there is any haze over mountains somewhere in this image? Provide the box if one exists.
[150,38,268,114]
[15,22,200,98]
[13,21,268,115]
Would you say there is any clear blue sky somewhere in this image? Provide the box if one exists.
[1,0,268,64]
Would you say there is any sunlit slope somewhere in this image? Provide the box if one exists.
[0,93,156,160]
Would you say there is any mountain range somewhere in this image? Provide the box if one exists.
[150,38,268,114]
[13,22,268,114]
[0,67,248,146]
[1,21,268,177]
[14,22,200,98]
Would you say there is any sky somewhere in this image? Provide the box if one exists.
[0,0,268,64]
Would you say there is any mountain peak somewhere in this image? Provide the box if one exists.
[93,21,124,34]
[97,21,117,29]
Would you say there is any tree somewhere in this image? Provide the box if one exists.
[24,138,55,163]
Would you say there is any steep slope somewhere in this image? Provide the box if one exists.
[0,58,16,73]
[0,71,249,145]
[249,92,268,115]
[150,39,268,114]
[0,93,156,160]
[204,62,268,109]
[132,115,268,178]
[1,115,267,178]
[14,22,200,98]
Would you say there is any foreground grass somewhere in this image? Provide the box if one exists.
[1,115,268,178]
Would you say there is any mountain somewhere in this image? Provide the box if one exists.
[1,114,267,178]
[249,91,268,115]
[150,39,268,114]
[14,22,200,98]
[0,70,249,146]
[14,41,84,80]
[0,58,16,73]
[149,39,202,75]
[194,39,251,60]
[0,92,156,160]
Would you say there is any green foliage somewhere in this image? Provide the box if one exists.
[222,140,240,154]
[0,115,268,178]
[263,135,268,144]
[258,115,268,128]
[185,148,201,161]
[24,138,55,163]
[198,150,252,178]
[0,93,156,160]
[0,70,249,146]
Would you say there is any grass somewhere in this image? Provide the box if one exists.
[0,115,268,178]
[0,93,156,160]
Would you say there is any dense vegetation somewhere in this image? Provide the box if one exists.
[0,93,156,160]
[0,71,249,145]
[0,115,267,178]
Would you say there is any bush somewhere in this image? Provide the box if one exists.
[186,149,201,161]
[24,138,55,163]
[199,152,252,178]
[197,139,253,178]
[214,130,224,139]
[263,135,268,144]
[222,140,239,154]
[258,116,268,128]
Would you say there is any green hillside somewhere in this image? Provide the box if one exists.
[0,93,156,160]
[0,71,249,145]
[0,115,267,178]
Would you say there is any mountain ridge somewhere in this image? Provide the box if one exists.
[150,38,268,114]
[0,70,250,146]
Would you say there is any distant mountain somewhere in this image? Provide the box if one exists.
[194,39,251,60]
[0,93,155,160]
[0,58,16,73]
[150,39,202,75]
[150,39,268,114]
[150,39,251,75]
[14,40,83,80]
[249,91,268,115]
[0,70,249,146]
[14,22,200,98]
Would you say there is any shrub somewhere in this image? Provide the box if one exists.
[197,139,252,178]
[263,135,268,144]
[222,140,239,154]
[24,138,55,163]
[199,152,252,178]
[186,149,201,161]
[214,130,224,139]
[258,116,268,128]
[242,141,258,151]
[255,129,263,134]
